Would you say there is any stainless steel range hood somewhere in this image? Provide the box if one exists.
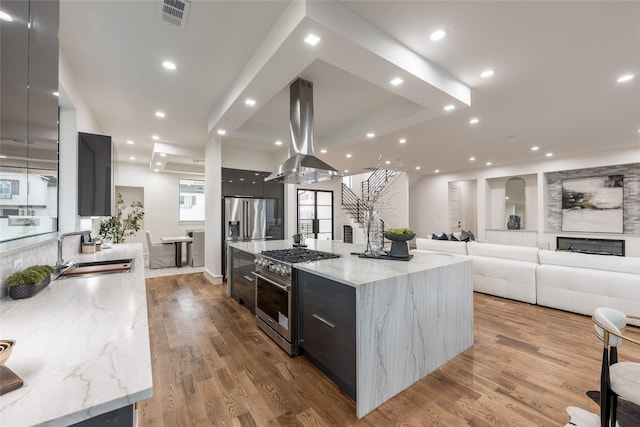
[265,78,343,185]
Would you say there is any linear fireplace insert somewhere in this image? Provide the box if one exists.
[556,237,625,257]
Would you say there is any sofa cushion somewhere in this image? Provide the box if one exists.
[469,255,537,304]
[415,237,468,255]
[467,241,540,264]
[538,250,640,275]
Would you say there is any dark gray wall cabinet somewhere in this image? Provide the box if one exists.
[78,132,112,217]
[296,269,356,400]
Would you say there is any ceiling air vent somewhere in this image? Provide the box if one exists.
[159,0,190,28]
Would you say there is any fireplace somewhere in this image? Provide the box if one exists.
[556,237,625,257]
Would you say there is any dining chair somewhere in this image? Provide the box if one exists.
[592,307,640,427]
[145,231,176,269]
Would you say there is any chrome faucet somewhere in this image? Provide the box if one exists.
[56,230,92,273]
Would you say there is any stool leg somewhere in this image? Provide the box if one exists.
[600,348,609,427]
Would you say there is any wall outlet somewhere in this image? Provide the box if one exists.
[13,258,23,272]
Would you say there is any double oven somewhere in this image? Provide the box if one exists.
[253,248,339,355]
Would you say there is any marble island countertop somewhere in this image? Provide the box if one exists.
[229,238,467,286]
[0,243,152,427]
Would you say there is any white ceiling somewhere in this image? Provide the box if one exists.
[59,1,640,177]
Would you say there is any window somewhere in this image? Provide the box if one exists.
[297,189,333,241]
[179,179,205,221]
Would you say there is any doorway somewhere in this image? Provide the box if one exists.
[297,189,333,241]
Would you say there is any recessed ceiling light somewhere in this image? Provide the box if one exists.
[152,135,160,140]
[444,104,455,112]
[366,132,375,138]
[346,153,352,158]
[52,91,59,97]
[480,69,496,78]
[344,170,349,173]
[616,74,635,83]
[531,146,539,151]
[155,162,162,165]
[320,149,327,154]
[245,99,256,106]
[469,118,479,124]
[390,77,403,86]
[252,181,256,184]
[0,11,13,22]
[385,160,391,165]
[469,157,476,161]
[505,196,510,200]
[430,29,448,42]
[0,155,7,159]
[486,161,492,166]
[126,140,134,145]
[129,156,136,161]
[399,138,406,144]
[275,140,283,146]
[153,169,159,172]
[162,61,176,71]
[255,173,260,176]
[546,152,553,157]
[155,111,165,118]
[434,169,440,173]
[240,178,244,181]
[305,34,321,46]
[217,129,226,135]
[160,153,167,157]
[415,166,421,170]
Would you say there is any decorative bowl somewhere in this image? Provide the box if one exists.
[0,339,16,365]
[384,232,416,242]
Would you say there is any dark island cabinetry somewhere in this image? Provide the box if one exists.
[228,247,256,314]
[296,269,356,400]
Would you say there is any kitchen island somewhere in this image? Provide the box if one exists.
[0,243,152,427]
[228,239,473,418]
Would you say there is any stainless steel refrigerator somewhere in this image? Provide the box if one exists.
[222,197,283,278]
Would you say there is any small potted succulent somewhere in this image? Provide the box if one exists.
[4,265,54,299]
[292,233,305,247]
[384,227,416,258]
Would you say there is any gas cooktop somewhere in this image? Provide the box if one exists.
[260,248,340,264]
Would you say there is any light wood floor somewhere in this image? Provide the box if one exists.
[139,273,640,426]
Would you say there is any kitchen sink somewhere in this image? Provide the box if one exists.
[56,258,135,279]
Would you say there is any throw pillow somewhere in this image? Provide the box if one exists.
[432,233,439,240]
[437,232,449,241]
[450,234,459,241]
[460,230,470,242]
[468,230,476,241]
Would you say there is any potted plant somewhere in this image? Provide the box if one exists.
[384,227,416,258]
[5,265,55,299]
[92,236,103,252]
[99,193,144,244]
[292,233,305,246]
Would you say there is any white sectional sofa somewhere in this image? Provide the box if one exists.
[537,250,640,326]
[466,241,539,304]
[412,238,640,324]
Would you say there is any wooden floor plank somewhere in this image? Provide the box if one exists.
[141,274,640,426]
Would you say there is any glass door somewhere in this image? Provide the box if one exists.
[297,189,333,241]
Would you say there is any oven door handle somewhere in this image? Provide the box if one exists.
[251,271,290,292]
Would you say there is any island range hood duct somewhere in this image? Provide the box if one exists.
[265,78,343,185]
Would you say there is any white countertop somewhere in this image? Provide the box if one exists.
[229,239,467,287]
[0,243,152,427]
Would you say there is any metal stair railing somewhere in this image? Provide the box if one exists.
[362,168,395,201]
[341,183,364,223]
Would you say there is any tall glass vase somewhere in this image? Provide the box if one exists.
[363,208,382,257]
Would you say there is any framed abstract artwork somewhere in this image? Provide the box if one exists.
[561,175,623,233]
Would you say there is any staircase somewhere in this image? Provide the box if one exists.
[341,169,397,246]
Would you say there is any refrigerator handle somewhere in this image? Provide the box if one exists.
[244,200,249,239]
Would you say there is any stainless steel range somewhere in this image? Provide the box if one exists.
[253,248,340,355]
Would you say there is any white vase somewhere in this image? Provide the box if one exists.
[363,208,382,256]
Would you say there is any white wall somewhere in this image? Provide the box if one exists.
[409,146,640,255]
[221,146,278,171]
[114,163,205,253]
